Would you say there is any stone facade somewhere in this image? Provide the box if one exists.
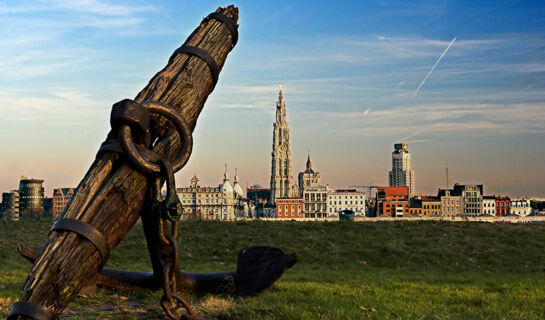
[453,184,483,216]
[177,167,248,221]
[389,143,415,195]
[302,185,330,218]
[327,189,366,216]
[482,196,496,216]
[511,199,531,216]
[438,189,462,217]
[270,89,298,203]
[298,152,321,194]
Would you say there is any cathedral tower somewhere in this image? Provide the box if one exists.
[270,89,295,203]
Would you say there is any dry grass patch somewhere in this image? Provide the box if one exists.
[0,297,15,313]
[197,296,235,314]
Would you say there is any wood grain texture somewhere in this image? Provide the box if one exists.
[14,5,238,318]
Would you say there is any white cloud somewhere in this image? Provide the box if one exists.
[0,88,107,125]
[298,102,545,139]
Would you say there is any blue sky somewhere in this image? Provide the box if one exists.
[0,0,544,197]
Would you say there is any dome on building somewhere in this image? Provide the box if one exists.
[220,164,233,194]
[233,168,244,198]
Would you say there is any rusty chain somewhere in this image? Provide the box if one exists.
[102,99,200,319]
[153,160,196,319]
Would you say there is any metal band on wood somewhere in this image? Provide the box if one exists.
[172,45,219,87]
[205,12,238,48]
[50,218,110,265]
[7,301,58,320]
[98,138,124,154]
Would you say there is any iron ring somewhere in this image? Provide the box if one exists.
[119,101,193,175]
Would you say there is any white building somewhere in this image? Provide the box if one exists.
[482,196,496,216]
[389,143,415,195]
[511,199,531,217]
[303,185,330,218]
[177,166,247,221]
[327,189,366,216]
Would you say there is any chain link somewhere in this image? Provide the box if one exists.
[154,160,195,319]
[105,99,203,319]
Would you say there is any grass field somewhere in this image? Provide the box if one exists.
[1,219,544,319]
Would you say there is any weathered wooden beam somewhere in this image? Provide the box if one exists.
[12,6,238,319]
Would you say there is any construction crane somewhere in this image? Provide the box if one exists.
[350,182,380,199]
[350,182,380,217]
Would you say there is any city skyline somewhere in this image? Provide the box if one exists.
[1,1,544,197]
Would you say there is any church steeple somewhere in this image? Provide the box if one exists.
[306,150,312,171]
[270,87,296,203]
[276,87,287,124]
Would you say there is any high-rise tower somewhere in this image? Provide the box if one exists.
[270,89,295,203]
[388,143,415,195]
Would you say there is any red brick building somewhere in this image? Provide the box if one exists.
[52,188,75,219]
[376,186,409,217]
[275,198,304,218]
[495,196,511,216]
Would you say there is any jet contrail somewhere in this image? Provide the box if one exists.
[411,37,456,99]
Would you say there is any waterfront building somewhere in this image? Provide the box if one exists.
[452,183,483,216]
[421,196,441,216]
[511,199,531,217]
[18,176,45,219]
[302,185,330,218]
[438,189,462,217]
[270,89,298,204]
[275,198,304,219]
[482,196,496,216]
[177,167,247,221]
[495,197,511,216]
[376,186,409,217]
[295,152,330,218]
[52,188,75,219]
[388,143,415,195]
[327,189,366,216]
[1,190,19,220]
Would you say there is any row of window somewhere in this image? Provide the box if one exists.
[180,188,219,193]
[329,208,363,213]
[179,193,221,198]
[304,193,328,201]
[329,200,365,205]
[182,199,223,204]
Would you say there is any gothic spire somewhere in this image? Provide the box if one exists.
[306,150,312,170]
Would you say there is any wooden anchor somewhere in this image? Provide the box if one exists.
[8,5,296,320]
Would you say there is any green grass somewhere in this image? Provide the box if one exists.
[1,219,545,319]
